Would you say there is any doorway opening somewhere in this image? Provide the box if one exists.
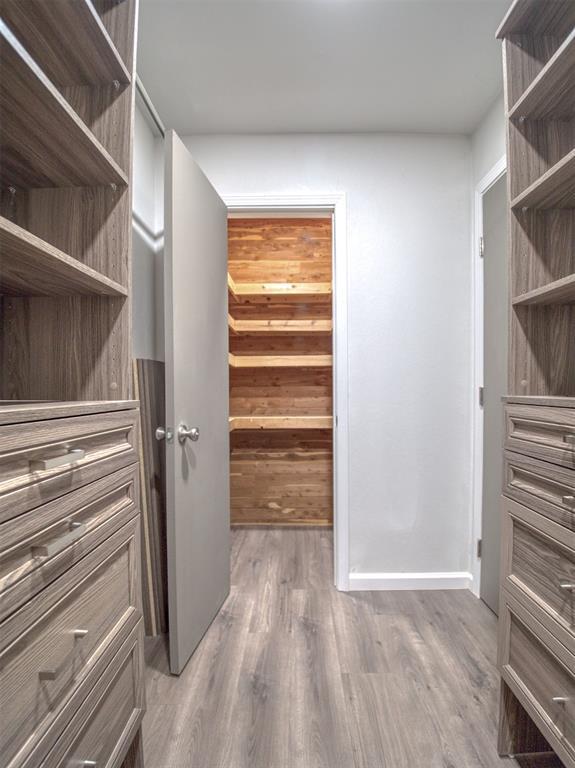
[224,197,349,590]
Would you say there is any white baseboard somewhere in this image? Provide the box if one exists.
[348,571,474,591]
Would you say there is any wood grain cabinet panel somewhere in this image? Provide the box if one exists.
[503,497,575,650]
[0,519,140,768]
[505,404,575,469]
[0,408,139,522]
[0,464,139,621]
[499,592,575,767]
[504,450,575,529]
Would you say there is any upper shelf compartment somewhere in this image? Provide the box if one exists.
[0,21,128,188]
[508,28,575,120]
[228,274,332,304]
[511,149,575,209]
[229,316,332,335]
[496,0,575,38]
[0,0,131,86]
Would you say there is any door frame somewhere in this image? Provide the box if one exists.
[470,155,507,598]
[224,192,350,591]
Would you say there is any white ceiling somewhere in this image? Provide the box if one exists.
[137,0,508,135]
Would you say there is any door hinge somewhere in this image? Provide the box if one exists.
[479,236,484,258]
[479,386,484,407]
[477,539,482,559]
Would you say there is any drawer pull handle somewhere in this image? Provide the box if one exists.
[38,669,58,681]
[562,495,575,507]
[68,762,98,767]
[30,448,86,471]
[560,583,575,591]
[563,434,575,446]
[73,629,89,639]
[552,696,569,705]
[32,521,86,558]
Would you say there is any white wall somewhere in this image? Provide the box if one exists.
[132,104,164,361]
[181,133,473,580]
[471,93,506,185]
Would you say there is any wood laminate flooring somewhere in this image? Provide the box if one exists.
[142,529,561,768]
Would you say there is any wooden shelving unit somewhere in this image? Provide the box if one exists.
[496,4,575,765]
[229,416,333,431]
[228,217,334,526]
[229,316,332,335]
[228,273,331,304]
[229,352,332,368]
[510,149,575,210]
[0,21,128,188]
[508,28,575,120]
[0,0,131,86]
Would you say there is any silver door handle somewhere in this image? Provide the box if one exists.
[155,426,173,442]
[32,521,86,558]
[178,424,199,444]
[563,433,575,445]
[552,696,569,705]
[30,448,85,471]
[560,583,575,590]
[562,495,575,507]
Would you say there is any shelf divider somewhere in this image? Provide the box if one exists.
[0,216,127,296]
[512,272,575,306]
[511,149,575,210]
[0,21,128,188]
[229,353,332,368]
[228,273,331,304]
[228,315,332,335]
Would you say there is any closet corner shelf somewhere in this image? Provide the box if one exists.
[228,316,332,335]
[229,416,333,432]
[0,0,131,86]
[229,353,332,369]
[496,0,575,38]
[228,274,331,304]
[0,21,128,188]
[512,272,575,306]
[511,149,575,210]
[508,28,575,120]
[0,216,127,296]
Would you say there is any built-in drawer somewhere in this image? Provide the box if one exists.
[505,404,575,470]
[499,593,575,766]
[41,620,145,768]
[0,519,141,768]
[504,451,575,530]
[0,408,139,523]
[0,465,139,622]
[502,497,575,651]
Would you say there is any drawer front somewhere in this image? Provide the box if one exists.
[500,593,575,764]
[503,497,575,649]
[0,465,139,621]
[43,621,145,768]
[0,409,139,523]
[505,404,575,469]
[504,451,575,530]
[0,520,140,768]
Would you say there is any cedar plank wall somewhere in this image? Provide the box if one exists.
[228,218,333,526]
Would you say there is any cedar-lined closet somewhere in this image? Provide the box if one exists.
[228,217,334,527]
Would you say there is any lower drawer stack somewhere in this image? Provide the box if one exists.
[0,401,145,768]
[499,397,575,767]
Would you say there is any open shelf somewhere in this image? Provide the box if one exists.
[228,315,332,335]
[228,274,331,304]
[0,21,128,188]
[0,0,131,86]
[496,0,575,38]
[512,272,575,306]
[229,353,332,368]
[229,416,333,431]
[509,29,575,120]
[0,216,127,296]
[511,149,575,209]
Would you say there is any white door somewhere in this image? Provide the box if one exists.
[481,173,508,615]
[164,130,230,674]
